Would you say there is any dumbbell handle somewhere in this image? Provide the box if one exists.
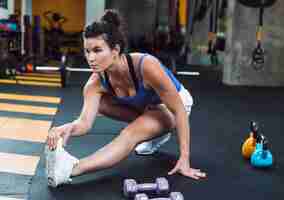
[137,183,157,191]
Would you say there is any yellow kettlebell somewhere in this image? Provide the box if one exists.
[242,121,259,159]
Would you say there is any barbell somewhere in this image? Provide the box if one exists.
[34,55,200,88]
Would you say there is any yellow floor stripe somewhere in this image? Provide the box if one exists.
[21,72,60,78]
[0,80,17,84]
[0,92,58,197]
[0,93,61,104]
[0,79,61,87]
[0,103,58,115]
[0,152,40,176]
[15,75,61,82]
[0,117,9,128]
[0,117,52,142]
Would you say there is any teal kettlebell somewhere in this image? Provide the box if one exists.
[251,135,273,168]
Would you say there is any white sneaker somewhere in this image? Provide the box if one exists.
[45,138,79,187]
[135,133,171,155]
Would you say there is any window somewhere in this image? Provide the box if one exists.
[0,0,8,9]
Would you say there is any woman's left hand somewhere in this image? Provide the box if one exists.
[168,157,207,180]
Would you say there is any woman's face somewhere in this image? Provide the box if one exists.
[84,35,118,73]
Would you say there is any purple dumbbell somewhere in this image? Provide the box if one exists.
[135,192,184,200]
[123,177,169,198]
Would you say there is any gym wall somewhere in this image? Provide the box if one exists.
[223,1,284,86]
[32,0,85,32]
[106,0,157,40]
[85,0,105,26]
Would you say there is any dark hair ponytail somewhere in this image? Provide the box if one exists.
[101,9,122,28]
[83,9,127,54]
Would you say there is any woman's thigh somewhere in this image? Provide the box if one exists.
[121,104,175,143]
[120,86,193,142]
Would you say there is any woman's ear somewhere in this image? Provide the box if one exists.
[112,44,121,56]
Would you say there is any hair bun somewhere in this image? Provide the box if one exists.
[101,9,121,27]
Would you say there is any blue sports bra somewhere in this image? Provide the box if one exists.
[99,54,182,109]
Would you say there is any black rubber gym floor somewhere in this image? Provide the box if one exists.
[28,77,284,200]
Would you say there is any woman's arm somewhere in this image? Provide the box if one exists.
[141,56,206,179]
[43,11,52,23]
[59,16,67,24]
[69,73,103,136]
[141,56,190,158]
[47,73,103,149]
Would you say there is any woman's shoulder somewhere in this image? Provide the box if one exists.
[128,52,144,61]
[129,52,160,68]
[83,73,105,94]
[129,52,153,59]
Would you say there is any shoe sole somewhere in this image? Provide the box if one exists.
[46,145,62,187]
[46,148,57,187]
[46,138,65,187]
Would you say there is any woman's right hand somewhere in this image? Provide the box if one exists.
[47,123,73,150]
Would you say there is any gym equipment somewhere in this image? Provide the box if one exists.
[0,16,21,78]
[33,54,88,87]
[168,0,178,31]
[178,0,187,34]
[194,0,212,22]
[251,6,265,70]
[207,0,227,66]
[186,0,227,66]
[184,0,197,63]
[242,121,259,159]
[207,0,219,66]
[23,15,33,56]
[215,0,228,52]
[251,136,273,168]
[238,0,277,8]
[156,0,170,32]
[0,19,18,32]
[34,54,200,88]
[33,15,41,56]
[134,192,184,200]
[123,177,169,198]
[237,1,277,70]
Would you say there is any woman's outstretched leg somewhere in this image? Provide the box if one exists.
[71,105,175,176]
